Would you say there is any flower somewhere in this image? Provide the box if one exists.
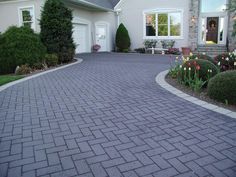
[179,65,182,68]
[226,57,229,61]
[193,61,197,66]
[218,62,221,66]
[195,57,198,60]
[189,67,191,71]
[92,44,101,51]
[184,67,186,71]
[190,52,193,56]
[196,65,200,70]
[234,62,236,66]
[202,52,206,55]
[188,62,191,67]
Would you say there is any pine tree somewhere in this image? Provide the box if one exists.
[115,23,131,52]
[40,0,75,63]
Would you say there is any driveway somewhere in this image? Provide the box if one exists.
[0,53,235,177]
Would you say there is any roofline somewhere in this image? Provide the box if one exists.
[68,0,115,12]
[114,0,124,9]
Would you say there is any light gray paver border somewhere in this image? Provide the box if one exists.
[156,70,236,119]
[0,58,83,93]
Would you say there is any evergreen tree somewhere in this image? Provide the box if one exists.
[115,23,131,52]
[40,0,75,63]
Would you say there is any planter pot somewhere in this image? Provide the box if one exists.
[182,47,191,56]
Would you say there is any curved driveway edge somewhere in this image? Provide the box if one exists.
[156,70,236,119]
[0,58,83,93]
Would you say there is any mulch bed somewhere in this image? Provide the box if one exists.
[165,75,236,112]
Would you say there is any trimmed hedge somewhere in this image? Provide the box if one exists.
[115,23,131,52]
[182,59,218,82]
[208,71,236,105]
[0,26,46,74]
[189,54,214,63]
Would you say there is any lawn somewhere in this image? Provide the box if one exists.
[0,75,24,86]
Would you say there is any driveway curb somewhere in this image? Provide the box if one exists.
[0,58,83,93]
[156,70,236,119]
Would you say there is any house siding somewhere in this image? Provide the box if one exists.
[115,0,190,50]
[0,0,44,33]
[0,0,116,52]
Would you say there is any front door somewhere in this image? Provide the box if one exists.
[199,16,227,45]
[206,17,219,44]
[95,24,108,52]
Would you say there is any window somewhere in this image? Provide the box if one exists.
[144,10,182,38]
[19,6,35,30]
[201,0,227,13]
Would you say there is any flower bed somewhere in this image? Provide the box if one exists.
[168,52,236,106]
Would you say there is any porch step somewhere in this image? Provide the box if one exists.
[195,45,227,57]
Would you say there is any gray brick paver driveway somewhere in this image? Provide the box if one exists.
[0,53,236,177]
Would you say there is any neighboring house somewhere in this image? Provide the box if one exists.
[0,0,235,54]
[115,0,236,54]
[0,0,119,53]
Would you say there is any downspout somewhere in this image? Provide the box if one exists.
[115,9,122,28]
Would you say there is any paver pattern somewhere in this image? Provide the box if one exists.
[0,53,236,177]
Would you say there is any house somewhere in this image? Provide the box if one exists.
[0,0,119,53]
[0,0,235,55]
[115,0,236,55]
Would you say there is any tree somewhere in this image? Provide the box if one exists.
[115,23,131,52]
[40,0,75,63]
[227,0,236,36]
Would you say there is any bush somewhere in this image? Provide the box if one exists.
[15,65,32,75]
[214,53,236,71]
[143,40,157,48]
[166,48,180,55]
[182,59,218,82]
[189,53,214,63]
[115,23,131,52]
[208,71,236,105]
[45,54,58,67]
[134,48,146,53]
[40,0,75,63]
[0,26,46,74]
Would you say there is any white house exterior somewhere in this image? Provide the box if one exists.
[0,0,119,53]
[115,0,236,54]
[0,0,235,54]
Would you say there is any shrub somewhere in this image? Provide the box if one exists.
[161,40,175,49]
[40,0,75,63]
[0,26,46,74]
[166,48,180,55]
[15,65,32,75]
[115,23,131,52]
[45,54,58,67]
[134,48,146,53]
[143,40,157,48]
[214,52,236,71]
[181,59,218,82]
[189,53,214,63]
[208,71,236,105]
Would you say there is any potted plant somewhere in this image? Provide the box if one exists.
[92,44,101,52]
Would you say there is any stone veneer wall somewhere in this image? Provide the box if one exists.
[188,0,200,51]
[228,5,236,51]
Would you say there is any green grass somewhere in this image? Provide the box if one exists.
[0,75,24,86]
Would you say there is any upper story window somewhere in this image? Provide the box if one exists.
[144,9,182,39]
[201,0,227,13]
[19,6,35,30]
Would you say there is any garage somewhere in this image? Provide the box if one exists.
[73,23,89,53]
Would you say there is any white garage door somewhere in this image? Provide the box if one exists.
[73,24,89,53]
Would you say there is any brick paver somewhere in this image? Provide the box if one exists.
[0,53,236,177]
